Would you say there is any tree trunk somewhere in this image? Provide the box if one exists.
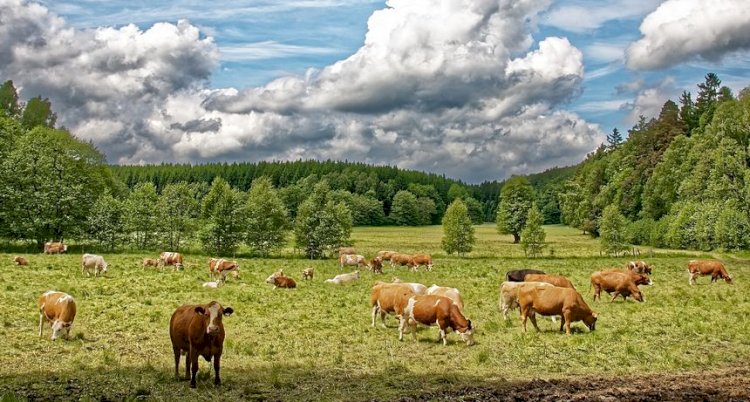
[513,233,520,244]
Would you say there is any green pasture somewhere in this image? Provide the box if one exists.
[1,225,748,401]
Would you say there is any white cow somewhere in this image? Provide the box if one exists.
[81,254,108,277]
[426,285,464,313]
[325,271,360,284]
[339,254,369,269]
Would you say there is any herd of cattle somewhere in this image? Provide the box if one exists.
[21,242,735,388]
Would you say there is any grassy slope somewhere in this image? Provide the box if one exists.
[1,225,749,401]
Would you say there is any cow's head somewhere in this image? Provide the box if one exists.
[174,263,184,271]
[631,286,644,302]
[584,312,598,331]
[51,320,72,340]
[101,261,109,274]
[725,275,733,284]
[195,302,234,335]
[266,270,283,284]
[62,245,68,253]
[459,320,475,346]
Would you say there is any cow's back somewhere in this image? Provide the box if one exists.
[689,260,724,274]
[519,286,572,315]
[372,284,414,313]
[525,274,575,289]
[39,291,76,322]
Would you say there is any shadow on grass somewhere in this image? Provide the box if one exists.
[1,364,749,402]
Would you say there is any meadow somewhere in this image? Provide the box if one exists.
[1,225,749,401]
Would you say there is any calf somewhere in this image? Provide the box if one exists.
[81,254,108,277]
[426,285,464,313]
[390,253,416,269]
[169,301,234,388]
[524,273,575,289]
[302,267,314,280]
[370,257,383,274]
[265,270,297,288]
[498,281,554,319]
[13,256,29,266]
[161,252,184,270]
[412,254,433,271]
[505,269,545,282]
[590,271,644,302]
[391,277,427,294]
[519,286,597,335]
[38,291,77,340]
[627,260,652,275]
[143,258,160,269]
[688,260,732,285]
[44,242,68,254]
[400,295,475,346]
[370,283,415,328]
[325,271,360,285]
[208,258,240,282]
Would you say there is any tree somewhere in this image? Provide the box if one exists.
[447,183,470,202]
[87,191,125,251]
[598,205,629,256]
[389,190,420,226]
[463,197,485,224]
[245,176,289,256]
[441,200,475,255]
[294,181,352,259]
[158,182,199,251]
[124,182,159,250]
[199,177,247,256]
[496,176,534,243]
[21,96,56,129]
[0,80,21,117]
[607,128,623,149]
[520,204,546,258]
[416,197,437,226]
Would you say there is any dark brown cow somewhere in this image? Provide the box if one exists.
[208,258,240,281]
[590,271,644,302]
[370,283,414,328]
[400,294,475,346]
[161,252,184,270]
[627,260,652,275]
[43,242,68,254]
[524,273,576,289]
[519,286,597,336]
[505,269,545,282]
[13,256,29,266]
[169,301,234,388]
[38,291,77,340]
[688,260,732,285]
[370,257,383,274]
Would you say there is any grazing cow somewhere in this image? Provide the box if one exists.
[302,267,314,280]
[524,273,576,289]
[325,271,360,285]
[391,277,427,294]
[169,301,234,388]
[627,260,652,275]
[143,258,160,269]
[370,257,383,274]
[38,291,77,340]
[208,258,240,282]
[81,254,108,277]
[498,281,555,319]
[202,281,223,289]
[160,252,184,270]
[412,254,433,271]
[605,269,653,286]
[265,270,297,289]
[688,260,733,285]
[390,253,416,269]
[339,254,369,269]
[43,242,68,254]
[590,271,644,302]
[370,283,415,328]
[426,285,464,313]
[505,269,546,282]
[519,286,597,336]
[377,250,398,262]
[338,247,356,256]
[400,295,475,346]
[13,256,29,266]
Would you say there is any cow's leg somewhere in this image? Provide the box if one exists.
[398,316,406,341]
[610,291,620,303]
[213,353,221,385]
[501,300,509,320]
[173,347,181,380]
[371,305,379,328]
[380,311,388,328]
[189,348,199,388]
[38,312,44,337]
[520,306,529,332]
[529,313,540,332]
[184,351,191,381]
[559,315,565,332]
[564,311,573,335]
[439,327,447,346]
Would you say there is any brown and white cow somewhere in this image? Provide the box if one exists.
[339,254,369,269]
[325,271,360,285]
[370,283,415,328]
[81,254,108,277]
[519,286,597,336]
[13,256,29,266]
[160,252,184,270]
[412,254,433,271]
[143,258,160,269]
[498,281,555,320]
[524,273,576,289]
[43,242,68,254]
[688,260,733,285]
[400,295,475,346]
[370,257,383,274]
[169,301,234,388]
[627,260,652,275]
[590,271,644,302]
[390,253,416,270]
[265,269,297,289]
[302,267,314,280]
[605,269,653,286]
[376,250,398,262]
[38,291,77,340]
[426,285,464,313]
[208,258,240,282]
[391,277,427,294]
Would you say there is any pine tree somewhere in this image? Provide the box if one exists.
[520,204,546,258]
[441,200,475,255]
[606,128,623,149]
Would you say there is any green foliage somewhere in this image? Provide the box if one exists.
[496,176,534,243]
[124,183,159,250]
[389,190,420,226]
[294,181,353,259]
[245,176,289,256]
[199,178,247,256]
[598,205,629,256]
[665,201,699,250]
[606,128,622,149]
[158,182,199,251]
[20,96,56,129]
[463,197,485,224]
[0,80,20,118]
[441,200,475,255]
[520,204,546,258]
[86,191,125,251]
[715,205,750,250]
[625,218,655,246]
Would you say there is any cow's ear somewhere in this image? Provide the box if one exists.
[194,306,205,315]
[223,307,234,316]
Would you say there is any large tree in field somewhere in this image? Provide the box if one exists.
[389,190,420,226]
[441,199,475,256]
[496,176,534,243]
[521,204,546,258]
[294,180,352,259]
[245,176,289,256]
[199,177,247,256]
[158,182,199,251]
[599,205,629,256]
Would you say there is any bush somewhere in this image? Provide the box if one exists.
[520,204,546,258]
[599,205,629,256]
[626,218,655,246]
[441,200,475,255]
[715,205,750,250]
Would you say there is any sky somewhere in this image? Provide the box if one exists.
[1,0,749,183]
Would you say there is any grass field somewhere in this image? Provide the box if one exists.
[1,225,749,401]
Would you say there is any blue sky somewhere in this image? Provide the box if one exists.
[4,0,750,182]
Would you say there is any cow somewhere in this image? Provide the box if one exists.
[202,281,223,289]
[208,258,240,282]
[338,247,356,256]
[604,269,653,286]
[325,271,360,285]
[376,250,398,262]
[81,254,108,277]
[524,273,576,289]
[169,301,234,388]
[302,267,314,280]
[590,271,644,302]
[370,257,383,274]
[426,285,464,313]
[265,270,297,289]
[13,256,29,266]
[498,281,555,320]
[627,260,652,275]
[391,277,427,294]
[143,258,160,269]
[370,283,415,328]
[339,254,369,269]
[38,291,77,340]
[400,295,475,346]
[518,286,597,336]
[505,269,546,282]
[688,260,733,285]
[390,253,416,269]
[43,242,68,254]
[412,254,433,271]
[160,252,184,270]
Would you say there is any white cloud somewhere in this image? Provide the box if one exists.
[627,0,750,70]
[542,0,661,33]
[219,41,339,61]
[622,77,677,125]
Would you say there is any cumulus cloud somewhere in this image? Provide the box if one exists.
[627,0,750,70]
[1,0,604,182]
[620,77,677,125]
[542,0,660,33]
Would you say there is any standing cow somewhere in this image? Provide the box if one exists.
[38,291,77,340]
[161,252,184,270]
[43,242,68,254]
[688,260,732,285]
[400,294,475,346]
[339,254,369,269]
[81,254,109,277]
[208,258,240,282]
